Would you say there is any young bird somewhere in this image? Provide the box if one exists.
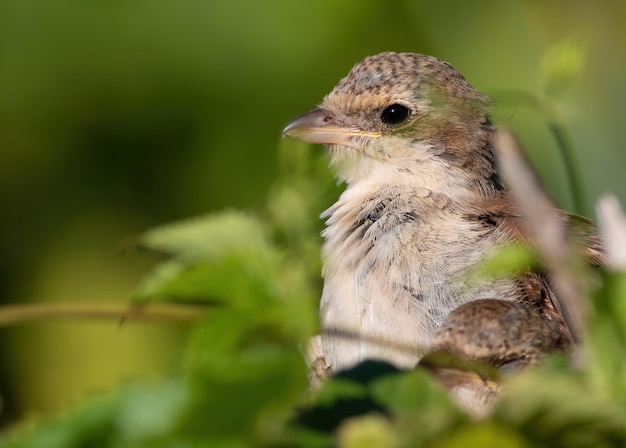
[283,52,602,374]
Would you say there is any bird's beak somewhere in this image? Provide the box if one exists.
[282,108,380,145]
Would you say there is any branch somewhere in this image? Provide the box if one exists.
[0,302,207,326]
[496,129,588,341]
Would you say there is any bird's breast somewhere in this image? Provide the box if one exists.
[319,184,519,372]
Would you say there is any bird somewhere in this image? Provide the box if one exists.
[282,52,603,376]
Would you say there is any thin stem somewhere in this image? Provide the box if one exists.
[547,121,586,215]
[0,302,207,327]
[492,89,586,215]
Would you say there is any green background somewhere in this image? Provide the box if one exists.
[1,0,624,425]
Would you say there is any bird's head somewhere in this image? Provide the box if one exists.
[283,52,500,196]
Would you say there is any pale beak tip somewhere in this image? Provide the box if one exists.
[281,108,330,143]
[281,123,293,139]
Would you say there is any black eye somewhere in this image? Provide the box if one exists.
[381,104,411,125]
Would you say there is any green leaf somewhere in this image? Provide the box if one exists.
[313,378,369,408]
[541,37,586,99]
[183,309,306,379]
[140,211,273,262]
[0,396,118,448]
[597,270,626,335]
[115,380,189,443]
[497,364,626,446]
[133,255,280,308]
[440,423,528,448]
[178,310,308,441]
[469,243,539,280]
[370,369,467,445]
[337,414,396,448]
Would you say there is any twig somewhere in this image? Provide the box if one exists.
[496,129,588,342]
[0,302,207,326]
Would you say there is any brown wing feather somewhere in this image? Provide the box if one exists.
[467,191,605,267]
[464,191,604,343]
[566,213,606,267]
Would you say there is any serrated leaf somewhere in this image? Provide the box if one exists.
[140,211,273,262]
[133,254,280,309]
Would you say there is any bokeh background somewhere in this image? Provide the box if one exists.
[1,0,625,426]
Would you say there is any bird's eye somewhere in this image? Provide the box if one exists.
[381,104,411,125]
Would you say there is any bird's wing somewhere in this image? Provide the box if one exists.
[465,191,605,268]
[567,213,606,267]
[463,191,605,343]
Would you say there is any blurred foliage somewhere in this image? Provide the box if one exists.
[2,0,626,445]
[541,38,587,100]
[3,135,626,447]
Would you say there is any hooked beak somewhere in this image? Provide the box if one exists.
[282,108,380,145]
